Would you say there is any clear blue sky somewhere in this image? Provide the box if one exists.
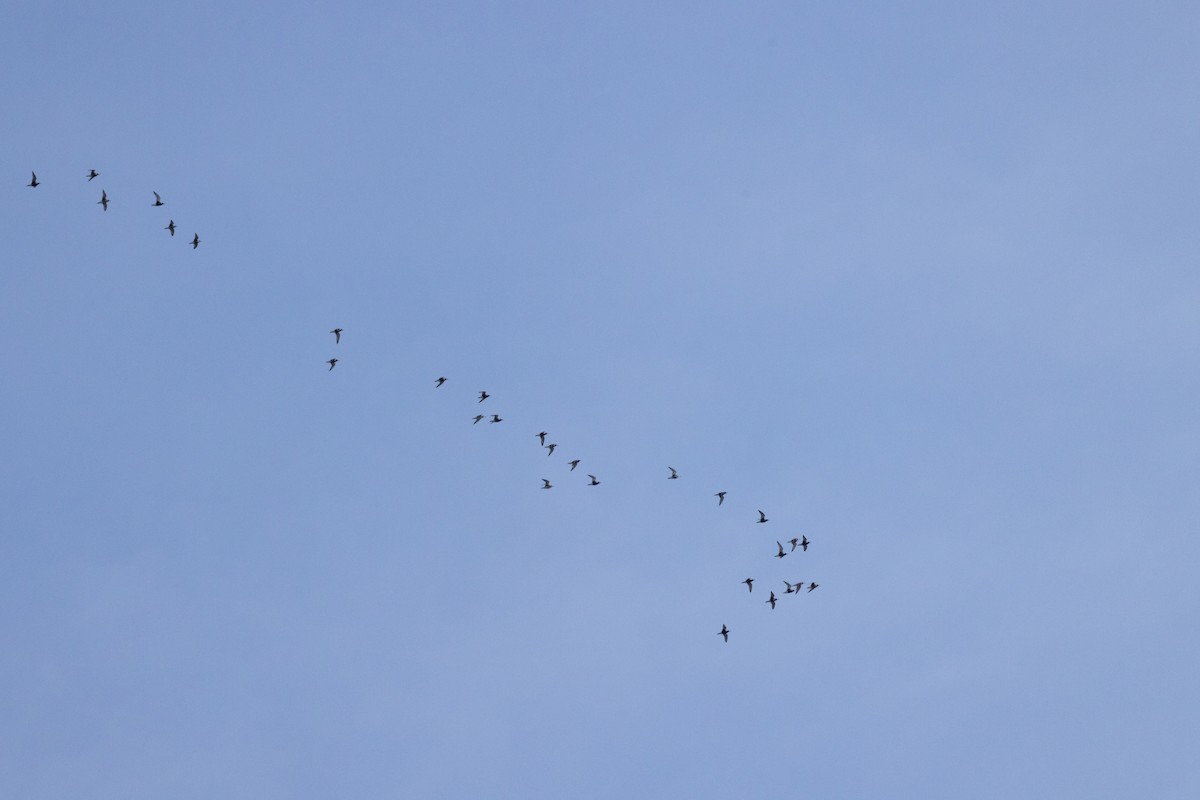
[3,2,1198,797]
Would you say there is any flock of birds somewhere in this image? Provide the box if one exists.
[25,169,201,249]
[323,327,823,644]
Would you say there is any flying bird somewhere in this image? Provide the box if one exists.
[545,443,557,456]
[587,475,600,486]
[789,538,799,552]
[478,391,489,403]
[165,219,176,236]
[97,190,109,211]
[800,535,810,552]
[757,510,768,523]
[473,414,485,424]
[775,542,787,559]
[191,233,200,249]
[719,625,730,643]
[536,431,547,446]
[568,459,580,471]
[152,191,164,206]
[490,414,502,423]
[784,581,797,594]
[668,467,679,479]
[542,479,553,489]
[330,328,342,344]
[326,358,338,371]
[86,169,99,181]
[435,377,447,387]
[766,591,778,610]
[742,578,754,593]
[807,582,819,593]
[27,172,38,187]
[715,491,726,506]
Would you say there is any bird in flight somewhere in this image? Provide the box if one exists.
[784,581,797,594]
[766,591,778,610]
[800,535,810,552]
[326,358,338,371]
[165,219,176,236]
[27,172,38,187]
[757,510,768,523]
[478,391,489,403]
[807,582,819,593]
[742,578,754,593]
[587,474,600,486]
[715,491,726,506]
[435,376,447,387]
[568,459,580,471]
[86,169,99,181]
[330,328,342,344]
[152,191,164,207]
[775,542,787,559]
[97,190,109,211]
[718,625,730,643]
[536,431,547,446]
[545,443,557,456]
[472,414,485,424]
[191,233,200,249]
[789,538,799,552]
[542,479,553,489]
[490,414,502,423]
[668,467,679,479]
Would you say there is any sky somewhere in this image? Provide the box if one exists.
[2,1,1199,797]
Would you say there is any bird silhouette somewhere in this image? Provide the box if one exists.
[766,591,778,609]
[435,377,447,387]
[568,459,580,471]
[536,431,547,446]
[715,491,726,506]
[775,542,787,559]
[86,169,99,181]
[490,414,502,423]
[719,625,730,643]
[152,191,164,207]
[668,467,679,479]
[789,538,799,552]
[545,443,557,456]
[165,220,176,236]
[743,578,754,593]
[784,581,797,594]
[27,172,38,187]
[757,510,768,523]
[478,391,489,403]
[191,233,200,249]
[97,190,109,211]
[542,479,553,489]
[472,414,485,424]
[587,474,600,486]
[807,582,819,593]
[330,328,342,344]
[326,358,338,371]
[800,535,810,552]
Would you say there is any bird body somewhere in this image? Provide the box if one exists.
[326,358,338,371]
[86,169,99,181]
[97,190,109,211]
[542,479,553,489]
[330,328,342,344]
[766,591,777,609]
[757,510,768,523]
[668,467,678,479]
[808,583,819,593]
[743,578,754,593]
[490,414,502,423]
[473,414,485,424]
[152,191,164,206]
[545,443,557,456]
[587,475,600,486]
[801,535,810,552]
[435,377,447,387]
[775,542,787,559]
[719,625,730,642]
[165,220,176,236]
[715,491,726,506]
[28,172,38,187]
[536,431,547,446]
[191,233,200,249]
[568,459,580,470]
[478,391,489,403]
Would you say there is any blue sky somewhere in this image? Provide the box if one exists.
[3,2,1199,797]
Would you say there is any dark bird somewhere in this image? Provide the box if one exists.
[86,169,99,181]
[775,542,787,559]
[191,233,200,249]
[152,191,164,206]
[587,474,600,486]
[790,538,799,552]
[807,582,819,593]
[742,578,754,593]
[784,581,797,594]
[719,625,730,643]
[165,219,176,236]
[568,459,580,471]
[490,414,502,423]
[757,510,768,523]
[536,431,547,446]
[97,190,109,211]
[473,414,485,424]
[478,391,489,403]
[27,172,38,187]
[766,591,778,609]
[542,479,553,489]
[330,328,342,344]
[800,535,810,552]
[545,443,557,456]
[326,358,338,371]
[715,491,726,506]
[668,466,679,480]
[435,376,447,387]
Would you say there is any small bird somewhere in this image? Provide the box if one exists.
[545,443,557,456]
[152,191,164,206]
[807,582,819,593]
[165,220,176,236]
[435,377,447,387]
[568,459,580,471]
[587,474,600,486]
[326,358,338,371]
[766,591,778,610]
[800,535,810,552]
[757,510,768,523]
[715,491,726,506]
[27,172,38,187]
[742,578,754,593]
[97,190,109,211]
[542,479,553,489]
[789,538,799,552]
[490,414,502,423]
[775,542,787,559]
[330,328,342,344]
[536,431,547,446]
[719,625,730,643]
[478,391,489,403]
[86,169,99,181]
[191,233,200,249]
[784,581,797,594]
[668,467,679,479]
[472,414,485,424]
